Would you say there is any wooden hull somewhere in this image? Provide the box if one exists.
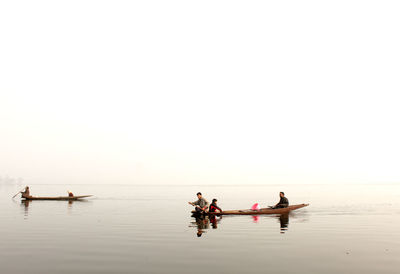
[23,195,92,201]
[192,203,309,216]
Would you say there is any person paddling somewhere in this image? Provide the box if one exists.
[272,192,289,209]
[21,186,31,198]
[209,199,222,213]
[188,192,209,213]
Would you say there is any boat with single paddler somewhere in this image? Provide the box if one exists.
[192,203,309,215]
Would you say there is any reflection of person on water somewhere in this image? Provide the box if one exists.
[195,216,210,237]
[272,192,289,209]
[21,199,31,218]
[21,186,31,198]
[209,199,222,213]
[279,214,289,233]
[209,215,222,229]
[188,192,209,213]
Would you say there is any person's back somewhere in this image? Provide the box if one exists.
[209,199,222,213]
[21,186,30,198]
[279,196,289,207]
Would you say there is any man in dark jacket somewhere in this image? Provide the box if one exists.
[273,192,289,209]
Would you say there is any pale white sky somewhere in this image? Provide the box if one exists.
[1,1,399,185]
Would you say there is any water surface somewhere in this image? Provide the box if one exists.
[1,184,399,274]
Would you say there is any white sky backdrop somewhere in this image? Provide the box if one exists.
[1,1,399,185]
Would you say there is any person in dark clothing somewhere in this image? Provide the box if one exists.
[273,192,289,209]
[209,199,222,213]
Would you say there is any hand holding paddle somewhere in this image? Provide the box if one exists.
[12,188,25,199]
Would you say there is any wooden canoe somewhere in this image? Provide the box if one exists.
[192,203,309,215]
[22,195,92,201]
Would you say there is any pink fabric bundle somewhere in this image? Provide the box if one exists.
[251,203,260,211]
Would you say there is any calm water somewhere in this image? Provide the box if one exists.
[1,184,399,274]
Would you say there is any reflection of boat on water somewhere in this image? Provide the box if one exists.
[21,199,88,206]
[189,213,297,236]
[251,213,289,233]
[191,204,308,216]
[20,198,88,218]
[189,214,224,237]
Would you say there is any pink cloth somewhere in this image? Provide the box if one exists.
[251,203,260,211]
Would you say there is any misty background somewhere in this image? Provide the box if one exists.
[1,1,399,185]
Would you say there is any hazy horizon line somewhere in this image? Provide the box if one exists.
[2,182,399,187]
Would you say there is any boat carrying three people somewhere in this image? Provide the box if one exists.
[188,191,304,215]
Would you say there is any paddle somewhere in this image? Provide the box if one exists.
[188,202,207,211]
[12,188,25,199]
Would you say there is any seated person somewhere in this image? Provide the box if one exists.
[188,192,209,213]
[273,192,289,209]
[209,199,222,213]
[21,186,30,198]
[68,191,74,197]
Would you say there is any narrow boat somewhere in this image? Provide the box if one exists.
[22,195,93,201]
[192,203,309,216]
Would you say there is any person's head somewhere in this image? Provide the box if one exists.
[197,192,202,199]
[212,198,217,204]
[280,192,285,197]
[25,186,29,190]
